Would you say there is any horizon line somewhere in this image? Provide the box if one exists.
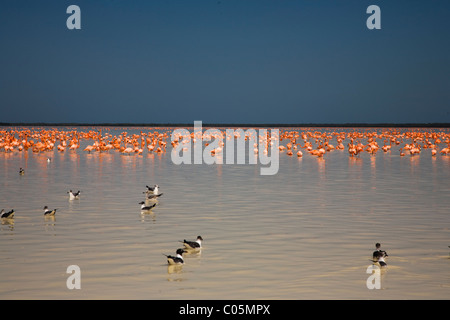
[1,122,450,128]
[1,122,450,129]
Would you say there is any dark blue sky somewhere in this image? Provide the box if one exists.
[1,0,449,124]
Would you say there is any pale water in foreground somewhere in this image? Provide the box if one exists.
[0,126,449,299]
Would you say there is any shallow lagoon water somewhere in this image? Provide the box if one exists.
[0,126,449,299]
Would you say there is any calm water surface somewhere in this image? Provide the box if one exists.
[1,126,449,299]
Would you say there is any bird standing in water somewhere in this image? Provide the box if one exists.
[43,206,57,216]
[1,209,15,219]
[139,201,156,212]
[180,236,203,250]
[68,190,81,200]
[372,243,388,267]
[164,248,186,265]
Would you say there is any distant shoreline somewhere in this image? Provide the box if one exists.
[1,122,450,128]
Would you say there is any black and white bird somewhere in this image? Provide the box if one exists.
[373,251,387,267]
[1,209,15,219]
[43,206,57,216]
[145,184,160,195]
[19,168,25,175]
[68,190,81,200]
[164,248,186,265]
[139,201,156,212]
[372,243,388,260]
[180,236,203,250]
[372,243,388,267]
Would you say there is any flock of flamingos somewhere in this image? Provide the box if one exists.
[0,126,450,158]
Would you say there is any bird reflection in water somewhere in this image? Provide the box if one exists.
[167,264,184,276]
[140,211,156,223]
[44,215,56,235]
[184,248,202,259]
[1,217,14,230]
